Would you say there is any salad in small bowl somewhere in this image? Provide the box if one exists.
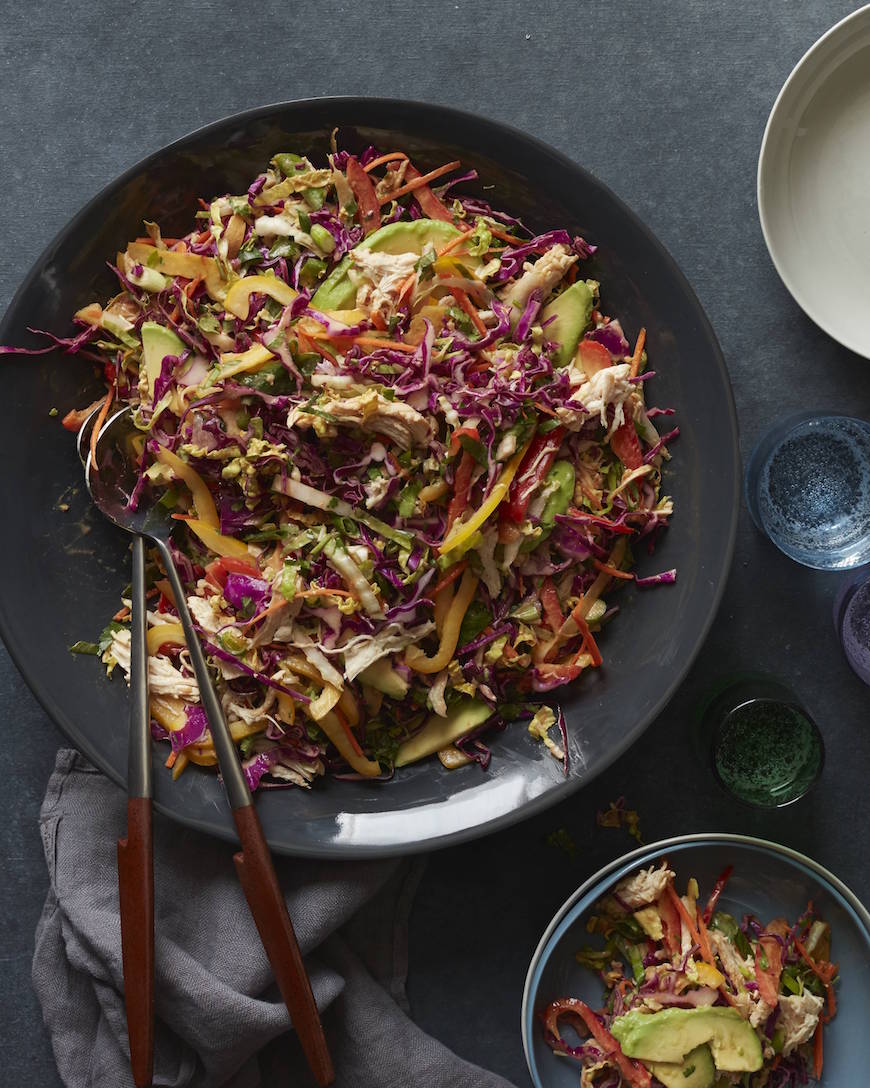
[523,835,870,1087]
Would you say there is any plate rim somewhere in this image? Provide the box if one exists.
[0,97,740,857]
[521,832,870,1085]
[757,3,870,360]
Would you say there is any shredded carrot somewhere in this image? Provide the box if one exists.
[593,559,633,580]
[629,327,647,379]
[436,232,473,257]
[488,225,526,245]
[344,335,417,354]
[450,288,487,337]
[533,401,561,419]
[434,561,470,596]
[168,305,180,323]
[794,939,838,984]
[397,270,418,304]
[378,160,461,205]
[297,329,338,364]
[165,750,178,769]
[240,598,289,631]
[363,152,408,172]
[334,707,364,756]
[370,310,388,332]
[183,275,203,299]
[194,230,211,246]
[197,198,210,211]
[295,587,355,599]
[665,884,711,965]
[813,1020,823,1079]
[572,608,603,666]
[113,605,131,622]
[695,908,716,966]
[88,387,114,477]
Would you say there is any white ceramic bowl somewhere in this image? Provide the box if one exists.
[758,4,870,359]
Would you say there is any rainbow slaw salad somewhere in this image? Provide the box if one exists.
[540,863,838,1087]
[4,140,678,788]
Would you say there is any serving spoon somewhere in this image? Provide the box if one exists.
[79,405,153,1088]
[85,405,334,1087]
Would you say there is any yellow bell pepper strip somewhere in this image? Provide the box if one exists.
[176,516,252,559]
[125,242,226,301]
[153,447,219,528]
[318,709,381,777]
[150,694,187,732]
[405,569,479,674]
[204,343,276,384]
[439,441,532,555]
[146,623,187,657]
[223,274,298,321]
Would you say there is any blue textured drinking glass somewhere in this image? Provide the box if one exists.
[834,565,870,685]
[745,412,870,569]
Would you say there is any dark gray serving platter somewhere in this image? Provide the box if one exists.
[0,99,739,857]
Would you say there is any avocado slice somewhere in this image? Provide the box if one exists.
[646,1044,716,1088]
[358,658,409,700]
[141,321,185,398]
[611,1008,762,1074]
[540,280,594,367]
[395,697,492,768]
[311,218,465,311]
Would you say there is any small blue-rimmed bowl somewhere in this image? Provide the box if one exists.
[522,834,870,1087]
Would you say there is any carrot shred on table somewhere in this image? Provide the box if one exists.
[88,387,114,478]
[378,160,461,205]
[363,152,408,172]
[629,327,647,378]
[165,750,178,769]
[113,606,131,622]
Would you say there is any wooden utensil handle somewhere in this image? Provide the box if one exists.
[232,805,334,1087]
[117,796,154,1088]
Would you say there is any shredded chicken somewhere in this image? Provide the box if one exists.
[108,629,199,700]
[559,363,633,435]
[501,244,577,314]
[778,991,824,1056]
[349,248,420,322]
[289,388,432,450]
[611,864,675,910]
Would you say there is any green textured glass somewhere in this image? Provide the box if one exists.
[701,675,824,809]
[712,700,823,807]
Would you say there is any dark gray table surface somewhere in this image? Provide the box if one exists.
[2,2,868,1084]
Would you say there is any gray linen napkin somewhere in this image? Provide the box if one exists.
[33,750,517,1088]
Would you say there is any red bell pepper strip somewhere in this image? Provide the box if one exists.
[203,555,260,589]
[610,419,643,470]
[755,937,783,1007]
[539,578,564,633]
[401,163,454,222]
[345,156,381,235]
[502,427,565,523]
[445,450,475,533]
[542,998,652,1088]
[448,425,480,457]
[577,338,611,377]
[702,864,733,923]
